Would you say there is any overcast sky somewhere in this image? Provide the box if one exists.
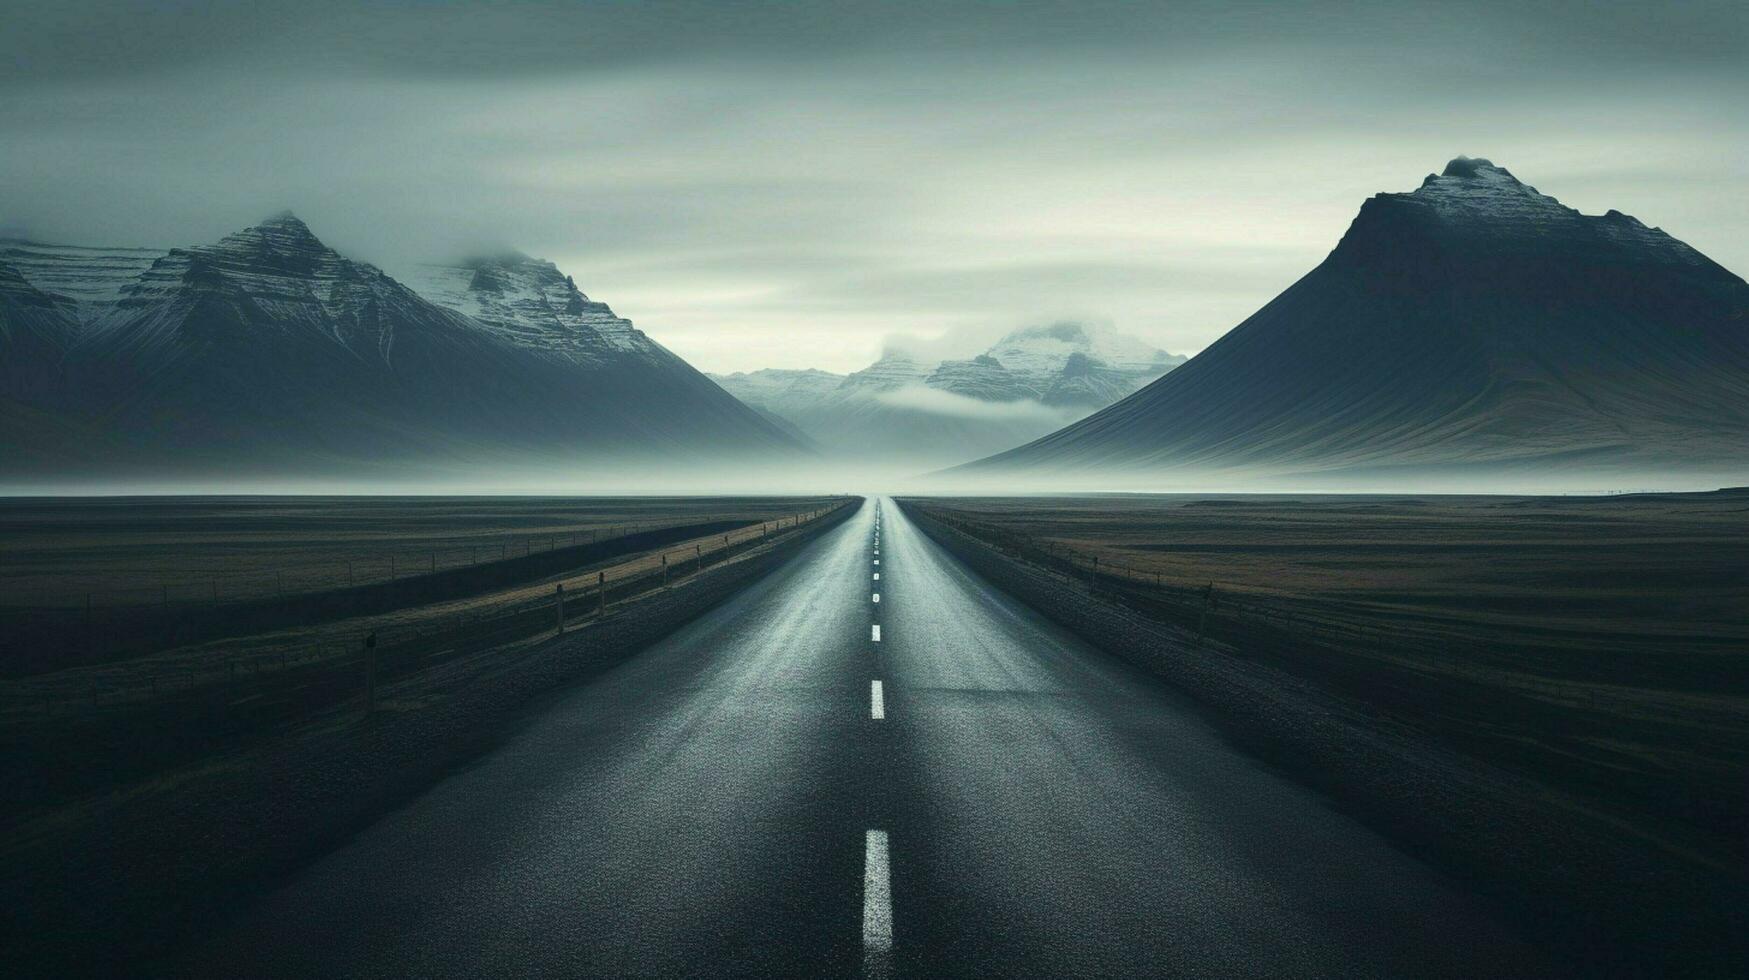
[2,1,1744,373]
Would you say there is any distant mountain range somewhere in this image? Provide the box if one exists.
[0,214,804,485]
[710,322,1184,466]
[959,158,1749,487]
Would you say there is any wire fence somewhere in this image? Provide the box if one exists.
[2,503,854,722]
[900,503,1725,696]
[3,517,805,612]
[0,509,853,673]
[902,501,1749,843]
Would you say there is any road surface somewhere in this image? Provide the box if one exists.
[179,497,1546,978]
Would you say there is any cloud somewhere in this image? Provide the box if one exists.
[0,2,1743,376]
[877,326,1005,365]
[874,385,1077,424]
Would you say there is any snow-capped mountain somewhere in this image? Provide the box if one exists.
[0,213,805,483]
[842,351,933,391]
[927,322,1184,409]
[404,252,657,363]
[960,158,1749,487]
[0,241,166,330]
[710,322,1182,467]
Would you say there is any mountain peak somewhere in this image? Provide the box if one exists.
[1329,158,1718,268]
[987,320,1175,375]
[1439,156,1510,180]
[218,211,333,262]
[1411,155,1553,208]
[964,159,1749,482]
[404,252,658,360]
[259,209,306,228]
[249,210,323,243]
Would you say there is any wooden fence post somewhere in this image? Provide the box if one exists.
[662,554,669,587]
[598,571,606,615]
[555,583,565,635]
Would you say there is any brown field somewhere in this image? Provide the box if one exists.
[0,495,841,610]
[900,491,1749,864]
[0,495,856,825]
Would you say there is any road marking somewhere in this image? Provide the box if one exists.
[870,679,885,719]
[873,559,879,565]
[871,624,881,642]
[863,829,893,975]
[872,593,880,603]
[873,572,879,581]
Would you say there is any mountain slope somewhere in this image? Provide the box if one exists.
[0,215,804,483]
[404,253,655,362]
[711,322,1182,467]
[402,250,800,456]
[963,158,1749,486]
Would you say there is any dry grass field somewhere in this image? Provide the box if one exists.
[0,496,840,610]
[901,490,1749,867]
[0,496,855,826]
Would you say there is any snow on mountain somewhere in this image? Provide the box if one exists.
[984,321,1179,377]
[707,368,844,419]
[0,213,805,481]
[961,158,1749,487]
[0,240,166,323]
[0,258,83,405]
[842,350,933,391]
[710,322,1183,467]
[924,354,1022,402]
[404,252,662,364]
[74,212,467,364]
[927,322,1184,410]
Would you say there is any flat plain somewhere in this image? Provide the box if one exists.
[0,495,849,825]
[900,490,1749,870]
[0,495,842,611]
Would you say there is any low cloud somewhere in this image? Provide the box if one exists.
[875,385,1077,423]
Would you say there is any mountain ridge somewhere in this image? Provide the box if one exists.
[0,213,807,484]
[958,158,1749,487]
[709,321,1184,467]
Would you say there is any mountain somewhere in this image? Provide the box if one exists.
[0,214,805,485]
[959,158,1749,488]
[710,322,1182,467]
[402,252,653,363]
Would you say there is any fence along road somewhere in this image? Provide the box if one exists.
[178,497,1546,979]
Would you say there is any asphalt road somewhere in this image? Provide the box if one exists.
[179,497,1546,978]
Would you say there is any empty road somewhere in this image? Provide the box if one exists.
[179,498,1545,978]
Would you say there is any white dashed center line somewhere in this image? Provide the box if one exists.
[863,829,893,974]
[869,679,885,719]
[873,572,879,581]
[871,624,881,642]
[872,593,880,603]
